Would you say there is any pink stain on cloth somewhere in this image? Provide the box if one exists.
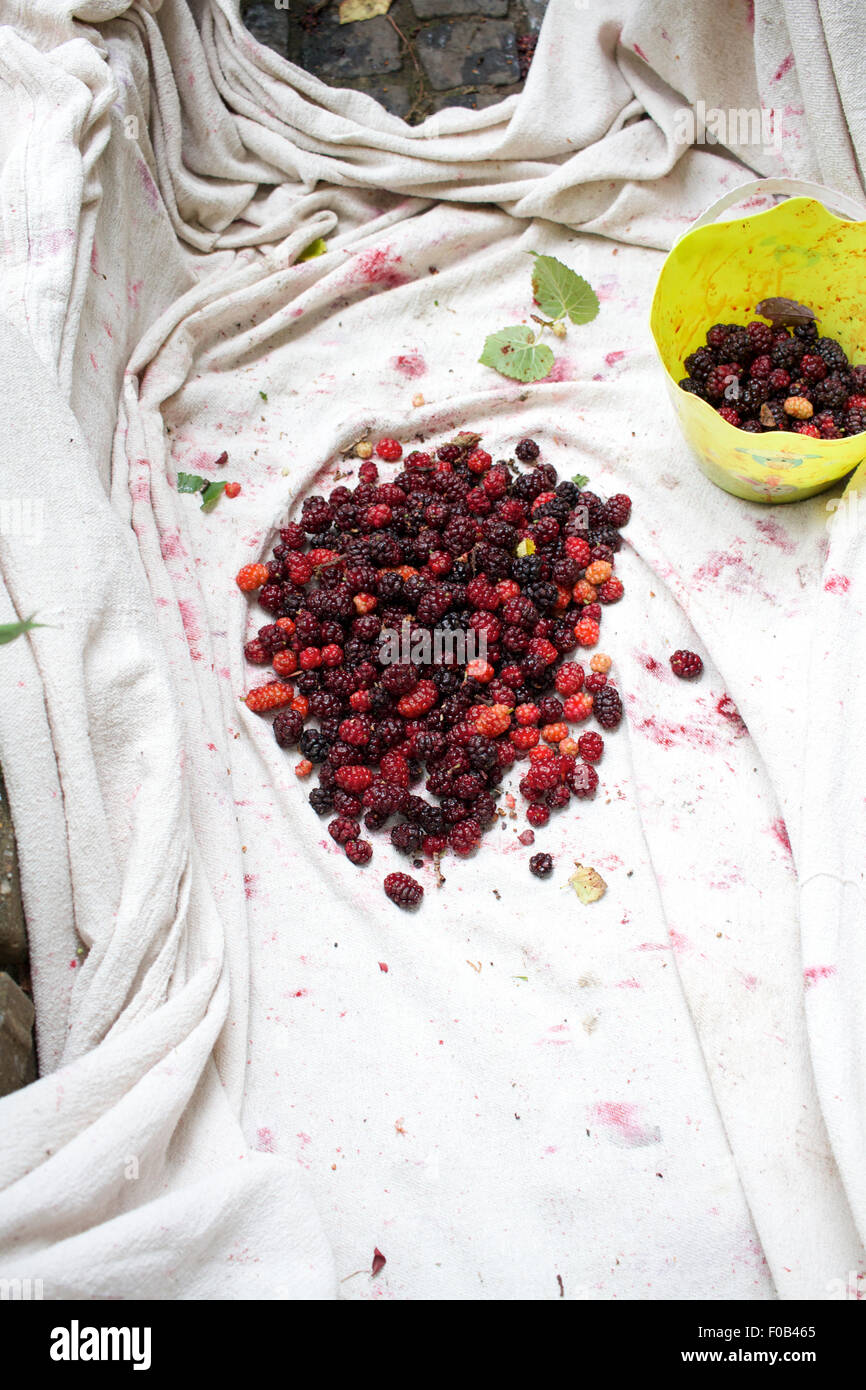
[824,574,851,594]
[755,518,796,554]
[591,1102,661,1148]
[256,1127,276,1153]
[348,246,407,290]
[177,599,203,661]
[769,818,793,856]
[804,965,837,988]
[391,350,426,378]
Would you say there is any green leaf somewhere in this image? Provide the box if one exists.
[177,472,207,493]
[298,237,327,263]
[259,390,268,402]
[479,326,555,383]
[530,254,599,326]
[200,481,228,512]
[571,473,589,488]
[0,615,46,646]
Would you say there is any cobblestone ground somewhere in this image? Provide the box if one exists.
[0,768,35,1096]
[242,0,549,123]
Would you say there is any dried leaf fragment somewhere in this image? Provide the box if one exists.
[755,297,815,328]
[568,862,607,904]
[339,0,391,22]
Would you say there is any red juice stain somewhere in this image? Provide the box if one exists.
[545,357,574,382]
[177,599,202,661]
[256,1127,276,1153]
[824,574,850,594]
[716,694,748,735]
[769,817,792,855]
[136,157,159,211]
[804,964,836,988]
[604,350,626,367]
[637,650,664,677]
[631,712,720,751]
[378,962,389,973]
[351,246,407,289]
[755,518,795,553]
[391,350,426,378]
[160,528,188,562]
[591,1101,660,1147]
[693,546,774,600]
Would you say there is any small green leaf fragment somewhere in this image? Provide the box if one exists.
[530,254,599,326]
[479,326,555,383]
[298,237,327,262]
[177,472,207,493]
[0,615,46,645]
[200,481,228,512]
[259,390,268,402]
[571,473,589,488]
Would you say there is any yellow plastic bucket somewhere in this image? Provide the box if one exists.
[650,178,866,503]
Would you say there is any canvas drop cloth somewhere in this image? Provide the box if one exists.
[0,0,865,1300]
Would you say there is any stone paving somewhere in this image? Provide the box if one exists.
[242,0,548,122]
[0,769,35,1096]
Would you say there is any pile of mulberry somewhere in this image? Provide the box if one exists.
[679,315,866,438]
[237,434,633,904]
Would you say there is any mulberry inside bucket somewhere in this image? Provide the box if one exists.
[650,187,866,503]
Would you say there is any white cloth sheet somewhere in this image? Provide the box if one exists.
[0,0,864,1299]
